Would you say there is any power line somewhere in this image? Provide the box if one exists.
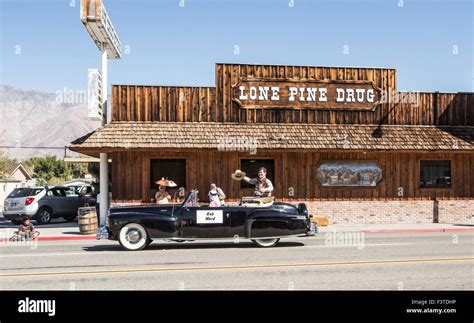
[0,146,67,149]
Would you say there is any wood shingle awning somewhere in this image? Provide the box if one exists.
[69,122,474,155]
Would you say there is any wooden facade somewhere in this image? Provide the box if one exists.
[110,150,474,203]
[111,64,472,126]
[72,63,474,203]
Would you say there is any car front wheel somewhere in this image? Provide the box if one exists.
[36,208,53,224]
[251,238,280,248]
[118,223,150,251]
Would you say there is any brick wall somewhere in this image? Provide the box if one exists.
[301,200,473,225]
[438,200,474,224]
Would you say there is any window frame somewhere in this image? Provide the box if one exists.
[418,159,452,189]
[239,158,276,190]
[149,158,187,190]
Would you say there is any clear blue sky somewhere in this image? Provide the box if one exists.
[1,0,472,93]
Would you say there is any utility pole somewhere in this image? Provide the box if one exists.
[80,0,122,226]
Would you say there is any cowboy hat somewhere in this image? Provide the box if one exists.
[231,170,246,181]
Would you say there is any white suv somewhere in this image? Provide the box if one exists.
[3,187,46,224]
[3,186,96,224]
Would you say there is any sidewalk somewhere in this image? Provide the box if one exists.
[317,223,474,234]
[1,215,473,242]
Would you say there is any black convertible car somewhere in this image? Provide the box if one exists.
[97,190,316,251]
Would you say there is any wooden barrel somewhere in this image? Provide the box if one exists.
[77,207,98,235]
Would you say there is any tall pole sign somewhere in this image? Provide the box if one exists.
[81,0,122,226]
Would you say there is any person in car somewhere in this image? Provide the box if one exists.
[17,216,39,240]
[242,167,274,197]
[208,183,226,207]
[155,185,171,204]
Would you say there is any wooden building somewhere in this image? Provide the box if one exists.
[70,63,474,224]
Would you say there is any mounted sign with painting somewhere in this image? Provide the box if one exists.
[232,78,381,111]
[316,162,382,187]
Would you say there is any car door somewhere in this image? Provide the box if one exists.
[180,205,231,238]
[63,187,86,215]
[44,188,68,215]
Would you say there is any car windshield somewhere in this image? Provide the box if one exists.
[65,187,79,196]
[182,190,199,207]
[7,188,32,198]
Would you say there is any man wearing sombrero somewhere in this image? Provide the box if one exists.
[154,178,177,204]
[232,167,274,197]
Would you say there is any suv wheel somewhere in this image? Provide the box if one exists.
[36,207,53,224]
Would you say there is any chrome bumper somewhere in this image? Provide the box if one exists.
[96,225,110,240]
[306,222,318,236]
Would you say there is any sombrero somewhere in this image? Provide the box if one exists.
[155,178,178,187]
[167,180,177,187]
[231,170,246,181]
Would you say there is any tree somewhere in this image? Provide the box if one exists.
[0,150,16,180]
[24,156,88,185]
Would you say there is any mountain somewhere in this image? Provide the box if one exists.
[0,85,101,159]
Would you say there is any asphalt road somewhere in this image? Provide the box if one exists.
[0,232,472,290]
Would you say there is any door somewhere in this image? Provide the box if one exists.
[180,206,232,238]
[64,187,88,214]
[44,188,68,215]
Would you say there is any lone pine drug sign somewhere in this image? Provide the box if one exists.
[232,78,381,110]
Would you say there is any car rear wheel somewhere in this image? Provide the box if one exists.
[251,238,280,248]
[118,223,150,251]
[36,207,53,224]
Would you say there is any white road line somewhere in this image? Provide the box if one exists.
[304,242,414,248]
[0,242,414,258]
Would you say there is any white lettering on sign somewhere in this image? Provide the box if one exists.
[367,89,375,102]
[346,89,355,102]
[196,210,223,224]
[270,87,280,100]
[239,86,248,100]
[234,80,380,110]
[319,88,327,101]
[258,86,270,100]
[336,88,345,102]
[288,87,298,101]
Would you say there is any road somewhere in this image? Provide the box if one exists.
[0,232,472,290]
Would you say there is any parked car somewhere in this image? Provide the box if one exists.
[97,190,316,251]
[63,184,96,197]
[3,186,96,225]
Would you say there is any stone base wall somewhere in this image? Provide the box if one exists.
[438,200,474,224]
[300,200,473,224]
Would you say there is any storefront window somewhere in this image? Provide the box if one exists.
[420,160,451,188]
[150,159,186,189]
[240,159,275,188]
[316,162,382,187]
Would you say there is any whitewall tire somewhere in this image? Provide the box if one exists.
[118,223,150,251]
[251,238,280,248]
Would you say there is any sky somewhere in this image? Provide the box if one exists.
[0,0,472,93]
